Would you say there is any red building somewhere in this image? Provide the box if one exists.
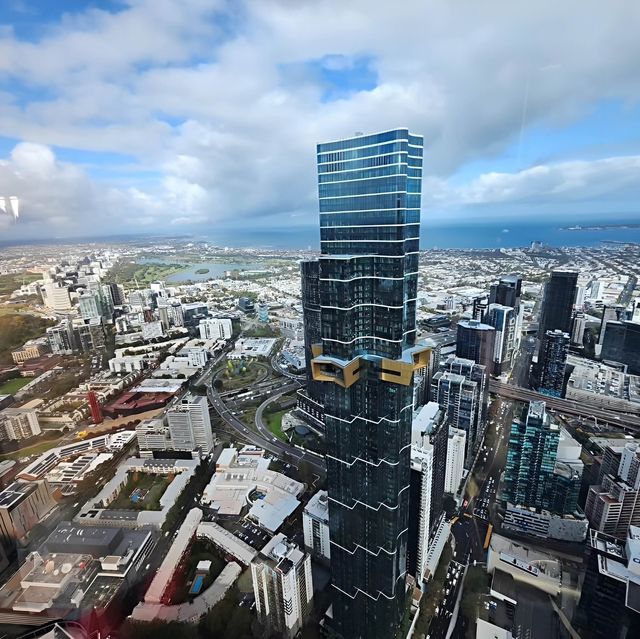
[87,390,103,425]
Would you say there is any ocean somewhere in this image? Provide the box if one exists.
[2,220,640,251]
[204,220,640,251]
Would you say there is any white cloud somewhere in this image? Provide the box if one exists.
[1,0,640,238]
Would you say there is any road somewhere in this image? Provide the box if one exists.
[490,379,640,428]
[207,381,326,474]
[426,559,467,639]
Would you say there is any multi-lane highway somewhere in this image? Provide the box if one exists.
[207,380,326,475]
[490,379,640,429]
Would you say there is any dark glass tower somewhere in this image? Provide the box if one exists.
[537,329,570,397]
[297,260,325,429]
[538,270,578,336]
[312,129,428,638]
[456,319,496,374]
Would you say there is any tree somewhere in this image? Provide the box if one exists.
[213,378,224,391]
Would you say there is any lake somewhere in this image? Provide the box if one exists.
[164,262,266,282]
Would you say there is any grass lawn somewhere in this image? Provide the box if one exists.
[265,409,288,441]
[0,437,65,461]
[106,472,173,511]
[0,377,31,395]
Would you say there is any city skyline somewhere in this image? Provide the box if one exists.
[1,1,640,241]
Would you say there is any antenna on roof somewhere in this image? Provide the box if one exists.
[354,131,363,137]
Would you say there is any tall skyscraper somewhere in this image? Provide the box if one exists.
[489,274,522,310]
[311,129,428,638]
[538,270,578,337]
[297,260,325,429]
[485,303,516,375]
[601,320,640,374]
[456,319,496,374]
[504,401,582,515]
[431,370,479,468]
[251,534,314,638]
[537,329,570,397]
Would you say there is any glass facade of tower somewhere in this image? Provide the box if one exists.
[314,129,426,638]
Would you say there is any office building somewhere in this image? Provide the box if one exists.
[0,407,41,441]
[105,282,125,307]
[504,401,582,516]
[251,534,313,638]
[537,330,570,397]
[485,304,516,375]
[489,274,522,312]
[78,291,104,321]
[0,480,56,555]
[538,270,578,337]
[601,321,640,374]
[303,490,330,562]
[167,393,213,455]
[571,311,587,346]
[574,527,640,639]
[456,319,496,374]
[599,305,624,345]
[136,418,171,455]
[431,370,479,468]
[41,282,72,311]
[238,297,255,314]
[199,317,233,341]
[311,129,428,638]
[445,427,466,494]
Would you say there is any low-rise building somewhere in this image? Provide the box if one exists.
[11,344,42,364]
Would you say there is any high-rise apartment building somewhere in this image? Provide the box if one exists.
[440,354,488,453]
[456,320,496,374]
[303,490,330,563]
[445,427,466,494]
[407,440,433,583]
[0,408,41,441]
[166,393,213,455]
[431,370,479,468]
[538,270,578,337]
[412,402,448,535]
[251,534,314,638]
[504,401,582,515]
[537,330,570,397]
[586,442,640,539]
[571,311,587,346]
[489,274,523,348]
[485,303,516,375]
[311,129,428,638]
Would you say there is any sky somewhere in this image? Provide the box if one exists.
[1,0,640,242]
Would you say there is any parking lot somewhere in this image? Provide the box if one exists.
[225,518,272,550]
